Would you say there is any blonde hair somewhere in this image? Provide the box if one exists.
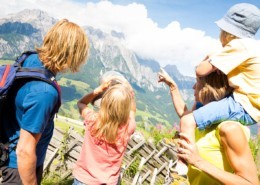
[91,84,132,144]
[220,30,238,46]
[197,71,233,105]
[36,19,89,74]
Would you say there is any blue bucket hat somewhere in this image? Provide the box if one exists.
[216,3,260,38]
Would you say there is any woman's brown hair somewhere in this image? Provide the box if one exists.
[197,71,233,105]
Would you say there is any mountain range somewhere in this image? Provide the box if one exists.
[0,9,196,129]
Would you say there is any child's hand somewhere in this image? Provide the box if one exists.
[94,81,111,95]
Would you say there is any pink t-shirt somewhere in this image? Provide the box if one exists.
[73,108,136,185]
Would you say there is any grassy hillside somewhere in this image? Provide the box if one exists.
[0,59,13,65]
[55,119,84,134]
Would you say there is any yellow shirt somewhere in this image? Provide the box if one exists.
[210,38,260,122]
[187,122,250,185]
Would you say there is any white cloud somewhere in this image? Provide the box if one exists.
[0,0,221,76]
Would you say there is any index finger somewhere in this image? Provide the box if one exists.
[158,73,165,80]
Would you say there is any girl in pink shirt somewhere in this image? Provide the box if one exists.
[73,81,136,185]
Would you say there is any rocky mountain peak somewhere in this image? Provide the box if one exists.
[0,9,57,35]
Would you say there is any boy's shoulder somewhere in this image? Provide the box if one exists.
[226,38,260,56]
[230,38,259,48]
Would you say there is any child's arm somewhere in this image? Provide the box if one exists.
[158,68,189,117]
[196,56,217,77]
[77,81,111,116]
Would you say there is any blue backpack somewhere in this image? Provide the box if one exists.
[0,51,61,166]
[0,51,61,113]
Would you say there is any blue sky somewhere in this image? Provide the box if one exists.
[73,0,260,39]
[0,0,260,76]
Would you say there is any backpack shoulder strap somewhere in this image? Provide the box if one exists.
[15,51,37,67]
[15,51,61,113]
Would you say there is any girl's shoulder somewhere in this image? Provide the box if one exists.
[127,115,136,134]
[82,108,98,127]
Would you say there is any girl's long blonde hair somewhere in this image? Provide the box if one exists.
[91,84,132,144]
[197,71,233,105]
[36,19,89,74]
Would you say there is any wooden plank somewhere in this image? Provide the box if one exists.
[124,156,138,171]
[49,138,62,148]
[127,140,145,156]
[127,138,138,147]
[43,147,60,171]
[137,148,150,157]
[131,157,146,185]
[137,149,150,159]
[52,129,65,141]
[72,145,82,153]
[61,170,72,180]
[69,131,84,143]
[150,168,157,185]
[153,146,169,165]
[67,139,80,152]
[143,150,156,165]
[154,146,168,159]
[153,156,164,166]
[141,170,151,183]
[68,149,80,160]
[156,162,167,175]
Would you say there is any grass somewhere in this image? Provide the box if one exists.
[136,109,172,127]
[58,77,89,90]
[54,119,84,135]
[0,59,13,65]
[59,99,81,119]
[42,178,73,185]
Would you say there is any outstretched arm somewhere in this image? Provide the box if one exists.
[178,121,259,185]
[158,69,189,117]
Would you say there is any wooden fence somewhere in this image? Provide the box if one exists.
[44,127,189,185]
